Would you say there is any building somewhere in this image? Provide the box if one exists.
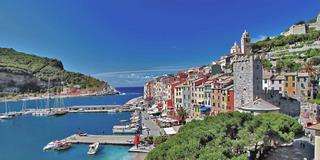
[296,72,314,100]
[230,42,241,54]
[263,73,285,94]
[283,13,320,36]
[282,24,307,36]
[233,55,263,109]
[283,72,297,98]
[309,13,320,30]
[241,30,251,54]
[307,123,320,160]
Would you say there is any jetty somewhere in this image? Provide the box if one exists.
[63,134,134,145]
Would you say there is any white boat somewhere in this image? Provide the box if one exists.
[43,141,58,151]
[0,114,12,119]
[0,98,14,120]
[87,142,99,155]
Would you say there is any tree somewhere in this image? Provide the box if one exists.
[176,107,188,124]
[146,112,302,160]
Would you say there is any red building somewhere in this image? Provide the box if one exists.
[226,89,234,112]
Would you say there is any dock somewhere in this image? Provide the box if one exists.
[63,134,134,145]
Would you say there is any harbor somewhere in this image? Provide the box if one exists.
[0,87,146,160]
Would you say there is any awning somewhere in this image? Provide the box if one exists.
[163,127,177,135]
[200,105,212,113]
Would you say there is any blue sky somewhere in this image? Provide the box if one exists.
[0,0,319,87]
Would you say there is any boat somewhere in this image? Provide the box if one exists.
[53,109,68,116]
[43,141,58,151]
[0,97,14,120]
[87,142,99,155]
[78,132,88,136]
[54,141,72,151]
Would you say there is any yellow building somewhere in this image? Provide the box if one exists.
[283,72,297,97]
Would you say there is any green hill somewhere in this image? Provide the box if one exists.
[0,47,113,94]
[146,112,302,160]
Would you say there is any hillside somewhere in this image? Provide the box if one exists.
[0,48,115,94]
[146,112,302,160]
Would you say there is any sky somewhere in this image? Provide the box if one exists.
[0,0,319,87]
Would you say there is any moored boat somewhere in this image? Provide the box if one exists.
[54,141,72,151]
[43,141,58,151]
[87,142,99,155]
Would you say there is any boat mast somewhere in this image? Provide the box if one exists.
[4,97,7,114]
[46,78,50,109]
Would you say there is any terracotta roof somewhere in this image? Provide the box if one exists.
[307,123,320,131]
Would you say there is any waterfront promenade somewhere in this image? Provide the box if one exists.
[141,111,160,136]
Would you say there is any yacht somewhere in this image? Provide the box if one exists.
[54,141,72,151]
[87,142,99,155]
[43,141,59,151]
[0,97,14,120]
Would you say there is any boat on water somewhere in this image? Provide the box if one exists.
[87,142,99,155]
[54,141,72,151]
[0,97,14,120]
[53,109,68,116]
[43,140,71,151]
[43,141,59,151]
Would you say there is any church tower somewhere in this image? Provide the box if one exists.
[230,42,241,55]
[234,30,262,110]
[241,30,251,54]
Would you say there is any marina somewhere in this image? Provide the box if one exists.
[0,87,145,160]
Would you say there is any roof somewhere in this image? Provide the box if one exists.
[307,123,320,131]
[239,98,280,111]
[298,72,309,77]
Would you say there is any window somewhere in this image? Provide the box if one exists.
[292,83,295,87]
[279,80,282,84]
[292,76,295,81]
[279,87,282,91]
[264,80,267,83]
[271,80,274,84]
[285,83,288,87]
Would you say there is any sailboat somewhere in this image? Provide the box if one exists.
[52,79,68,116]
[0,97,14,119]
[33,78,54,116]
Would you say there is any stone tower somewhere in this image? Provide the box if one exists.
[241,30,251,54]
[233,54,263,110]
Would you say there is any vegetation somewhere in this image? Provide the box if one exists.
[252,29,320,52]
[261,59,273,70]
[0,48,107,93]
[146,112,302,160]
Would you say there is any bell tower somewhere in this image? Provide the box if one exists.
[241,30,251,54]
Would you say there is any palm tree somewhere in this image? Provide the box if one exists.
[177,107,187,124]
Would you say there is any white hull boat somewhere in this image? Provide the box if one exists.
[87,142,99,155]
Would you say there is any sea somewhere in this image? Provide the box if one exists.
[0,87,144,160]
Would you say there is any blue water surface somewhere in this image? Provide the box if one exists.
[0,87,143,160]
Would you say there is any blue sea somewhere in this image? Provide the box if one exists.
[0,87,144,160]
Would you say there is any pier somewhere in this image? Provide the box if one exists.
[63,134,134,145]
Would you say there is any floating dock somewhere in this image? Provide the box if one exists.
[63,134,134,145]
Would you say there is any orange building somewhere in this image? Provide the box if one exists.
[283,72,297,97]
